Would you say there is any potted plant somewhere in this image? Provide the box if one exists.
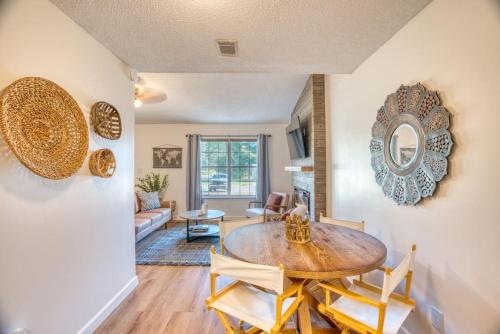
[135,172,169,199]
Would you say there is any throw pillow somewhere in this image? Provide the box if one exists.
[266,193,283,210]
[137,191,160,211]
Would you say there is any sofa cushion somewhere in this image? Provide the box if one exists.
[136,211,163,224]
[137,191,160,211]
[148,207,172,219]
[135,218,151,233]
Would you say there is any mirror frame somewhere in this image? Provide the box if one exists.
[370,83,453,205]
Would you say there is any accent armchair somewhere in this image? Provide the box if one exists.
[246,192,289,221]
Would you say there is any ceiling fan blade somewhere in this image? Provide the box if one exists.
[138,87,167,104]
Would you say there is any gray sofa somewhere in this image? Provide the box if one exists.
[134,194,172,242]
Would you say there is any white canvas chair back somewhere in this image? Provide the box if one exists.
[219,216,263,238]
[381,246,416,303]
[211,252,285,294]
[319,213,365,232]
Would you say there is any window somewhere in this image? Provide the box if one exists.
[200,138,257,197]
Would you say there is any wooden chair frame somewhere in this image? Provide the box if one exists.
[206,246,305,334]
[248,193,289,222]
[318,245,416,334]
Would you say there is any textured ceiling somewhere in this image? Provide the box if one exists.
[134,73,308,124]
[49,0,430,73]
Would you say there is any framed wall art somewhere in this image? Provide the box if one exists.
[153,147,182,168]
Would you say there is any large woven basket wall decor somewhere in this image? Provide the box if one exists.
[0,77,89,180]
[90,101,122,140]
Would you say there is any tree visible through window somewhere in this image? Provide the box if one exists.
[200,138,257,197]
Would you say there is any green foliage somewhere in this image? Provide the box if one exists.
[135,172,169,194]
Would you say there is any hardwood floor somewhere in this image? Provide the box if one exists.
[96,266,222,334]
[96,265,335,334]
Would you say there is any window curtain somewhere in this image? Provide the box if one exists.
[256,134,271,204]
[186,134,202,210]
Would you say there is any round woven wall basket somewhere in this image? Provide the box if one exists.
[0,77,89,179]
[89,149,116,178]
[91,101,122,140]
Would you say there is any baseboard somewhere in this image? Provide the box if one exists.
[77,275,138,334]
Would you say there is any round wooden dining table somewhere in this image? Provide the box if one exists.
[223,221,387,334]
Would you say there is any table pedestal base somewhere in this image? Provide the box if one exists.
[294,282,340,334]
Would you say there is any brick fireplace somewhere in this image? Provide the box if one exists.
[289,74,326,221]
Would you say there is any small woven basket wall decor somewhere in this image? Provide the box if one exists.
[89,149,116,178]
[284,215,311,244]
[0,77,89,179]
[90,101,122,140]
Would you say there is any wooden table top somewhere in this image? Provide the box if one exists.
[178,209,225,221]
[223,221,387,279]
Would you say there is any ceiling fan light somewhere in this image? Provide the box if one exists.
[134,99,143,108]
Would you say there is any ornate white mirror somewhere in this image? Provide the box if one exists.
[370,83,453,205]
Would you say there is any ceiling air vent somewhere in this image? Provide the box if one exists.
[216,39,238,57]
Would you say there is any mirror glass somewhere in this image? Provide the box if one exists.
[390,124,418,168]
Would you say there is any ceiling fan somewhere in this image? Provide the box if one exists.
[133,75,167,108]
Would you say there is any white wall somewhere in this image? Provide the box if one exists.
[0,1,136,333]
[328,0,500,333]
[135,124,292,217]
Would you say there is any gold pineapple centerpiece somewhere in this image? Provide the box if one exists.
[285,206,311,244]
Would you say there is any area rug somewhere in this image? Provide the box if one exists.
[136,224,220,266]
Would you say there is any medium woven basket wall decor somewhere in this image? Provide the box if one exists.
[89,149,116,178]
[0,77,89,179]
[90,101,122,140]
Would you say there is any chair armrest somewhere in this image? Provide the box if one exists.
[206,280,241,306]
[281,280,306,300]
[319,283,380,308]
[275,280,306,327]
[352,280,416,306]
[248,201,263,208]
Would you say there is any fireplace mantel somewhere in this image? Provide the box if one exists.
[284,166,314,172]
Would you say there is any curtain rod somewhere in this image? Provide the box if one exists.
[185,134,271,137]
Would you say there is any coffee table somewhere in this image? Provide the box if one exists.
[178,209,225,243]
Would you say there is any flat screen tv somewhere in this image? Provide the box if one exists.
[286,120,307,160]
